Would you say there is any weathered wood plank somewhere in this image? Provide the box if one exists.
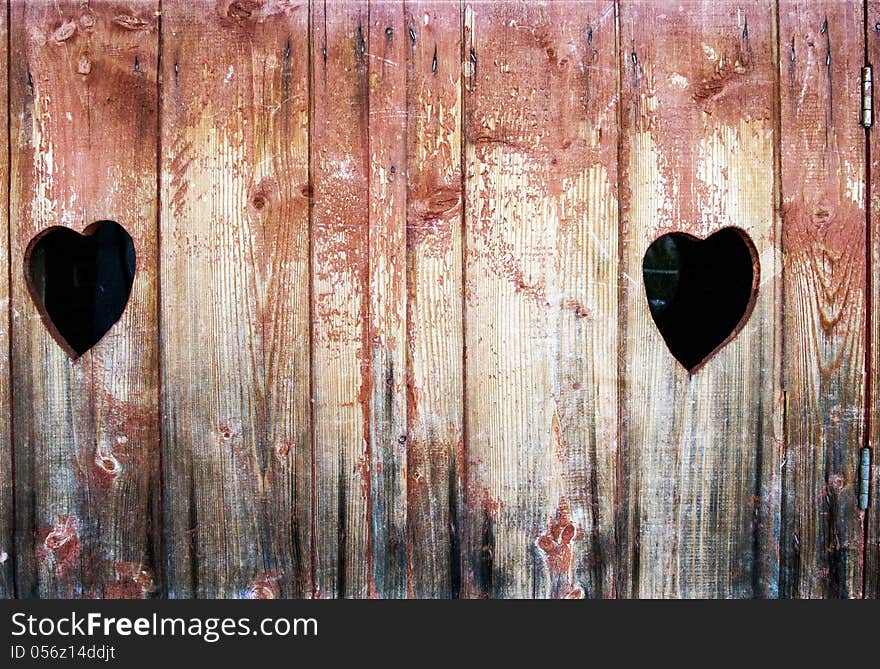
[616,0,781,598]
[778,0,866,599]
[0,0,11,599]
[310,0,373,598]
[365,1,408,598]
[404,1,464,599]
[9,0,160,597]
[462,0,619,598]
[865,0,880,601]
[160,0,312,598]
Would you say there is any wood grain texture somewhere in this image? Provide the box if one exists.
[366,1,408,598]
[0,0,11,599]
[310,0,373,598]
[866,1,880,601]
[9,0,160,597]
[2,0,877,600]
[616,0,782,598]
[778,0,866,599]
[404,1,464,599]
[462,0,619,599]
[160,0,312,598]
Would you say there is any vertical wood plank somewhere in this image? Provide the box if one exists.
[311,0,372,598]
[863,1,880,600]
[404,1,464,599]
[617,0,782,598]
[462,0,619,598]
[160,0,312,598]
[366,0,408,598]
[778,0,866,599]
[9,0,160,597]
[0,0,11,599]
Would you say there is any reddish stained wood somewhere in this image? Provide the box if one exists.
[865,1,880,600]
[778,0,866,599]
[9,0,160,597]
[617,0,782,597]
[160,0,312,597]
[462,0,619,598]
[311,0,373,598]
[366,1,408,597]
[0,0,877,601]
[404,1,464,599]
[0,0,11,598]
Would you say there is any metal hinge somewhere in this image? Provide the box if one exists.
[862,65,873,128]
[859,447,871,510]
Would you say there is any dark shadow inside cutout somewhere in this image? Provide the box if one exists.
[26,221,136,359]
[642,227,759,374]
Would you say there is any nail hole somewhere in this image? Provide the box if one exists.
[26,220,136,358]
[642,227,759,373]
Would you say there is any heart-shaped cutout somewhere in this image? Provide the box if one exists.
[26,220,136,358]
[642,227,759,374]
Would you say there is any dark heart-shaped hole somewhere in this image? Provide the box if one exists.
[642,227,759,374]
[26,220,136,358]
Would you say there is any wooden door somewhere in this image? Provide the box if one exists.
[0,0,875,599]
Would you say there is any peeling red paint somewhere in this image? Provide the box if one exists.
[39,516,81,580]
[481,489,503,521]
[535,500,576,577]
[105,561,156,599]
[556,583,585,599]
[624,8,771,239]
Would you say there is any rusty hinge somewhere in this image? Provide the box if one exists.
[860,447,871,510]
[862,65,873,128]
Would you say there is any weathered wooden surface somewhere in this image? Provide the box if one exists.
[405,1,464,599]
[462,0,618,599]
[617,0,782,598]
[310,0,373,599]
[160,0,312,598]
[0,0,11,598]
[366,1,409,598]
[0,0,877,599]
[867,1,880,601]
[778,0,866,599]
[9,0,160,597]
